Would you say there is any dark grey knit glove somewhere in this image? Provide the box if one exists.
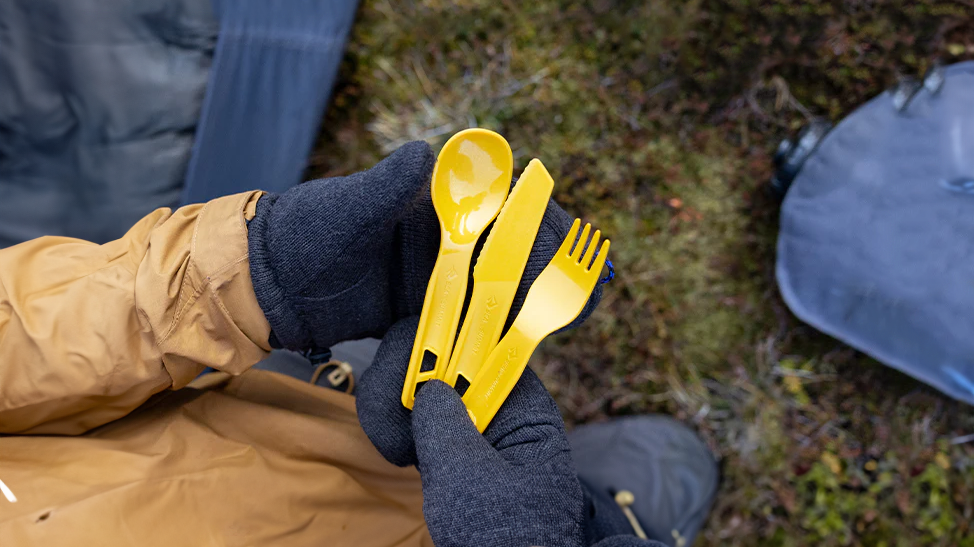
[248,141,437,351]
[359,317,586,547]
[248,140,601,352]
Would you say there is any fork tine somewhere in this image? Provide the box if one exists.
[558,219,581,257]
[572,223,592,260]
[588,239,611,273]
[580,229,601,268]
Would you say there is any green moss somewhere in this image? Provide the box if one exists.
[311,0,974,544]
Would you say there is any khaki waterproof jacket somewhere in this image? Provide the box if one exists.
[0,192,431,546]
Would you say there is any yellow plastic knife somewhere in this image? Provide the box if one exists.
[442,159,554,393]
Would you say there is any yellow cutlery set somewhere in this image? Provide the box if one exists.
[401,129,610,432]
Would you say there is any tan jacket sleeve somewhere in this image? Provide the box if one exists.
[0,191,272,435]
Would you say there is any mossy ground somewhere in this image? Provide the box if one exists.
[310,2,974,544]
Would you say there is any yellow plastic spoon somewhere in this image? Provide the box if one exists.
[401,128,513,410]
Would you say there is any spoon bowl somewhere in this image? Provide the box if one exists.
[432,131,513,246]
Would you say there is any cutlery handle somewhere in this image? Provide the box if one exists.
[443,281,509,392]
[462,325,541,432]
[402,249,472,409]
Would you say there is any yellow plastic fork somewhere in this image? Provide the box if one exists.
[461,219,610,432]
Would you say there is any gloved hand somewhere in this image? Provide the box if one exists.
[247,140,601,352]
[358,317,587,547]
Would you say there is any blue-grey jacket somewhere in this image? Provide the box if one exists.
[0,0,356,247]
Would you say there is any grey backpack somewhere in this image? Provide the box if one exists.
[775,61,974,403]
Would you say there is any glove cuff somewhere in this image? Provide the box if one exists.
[248,193,314,350]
